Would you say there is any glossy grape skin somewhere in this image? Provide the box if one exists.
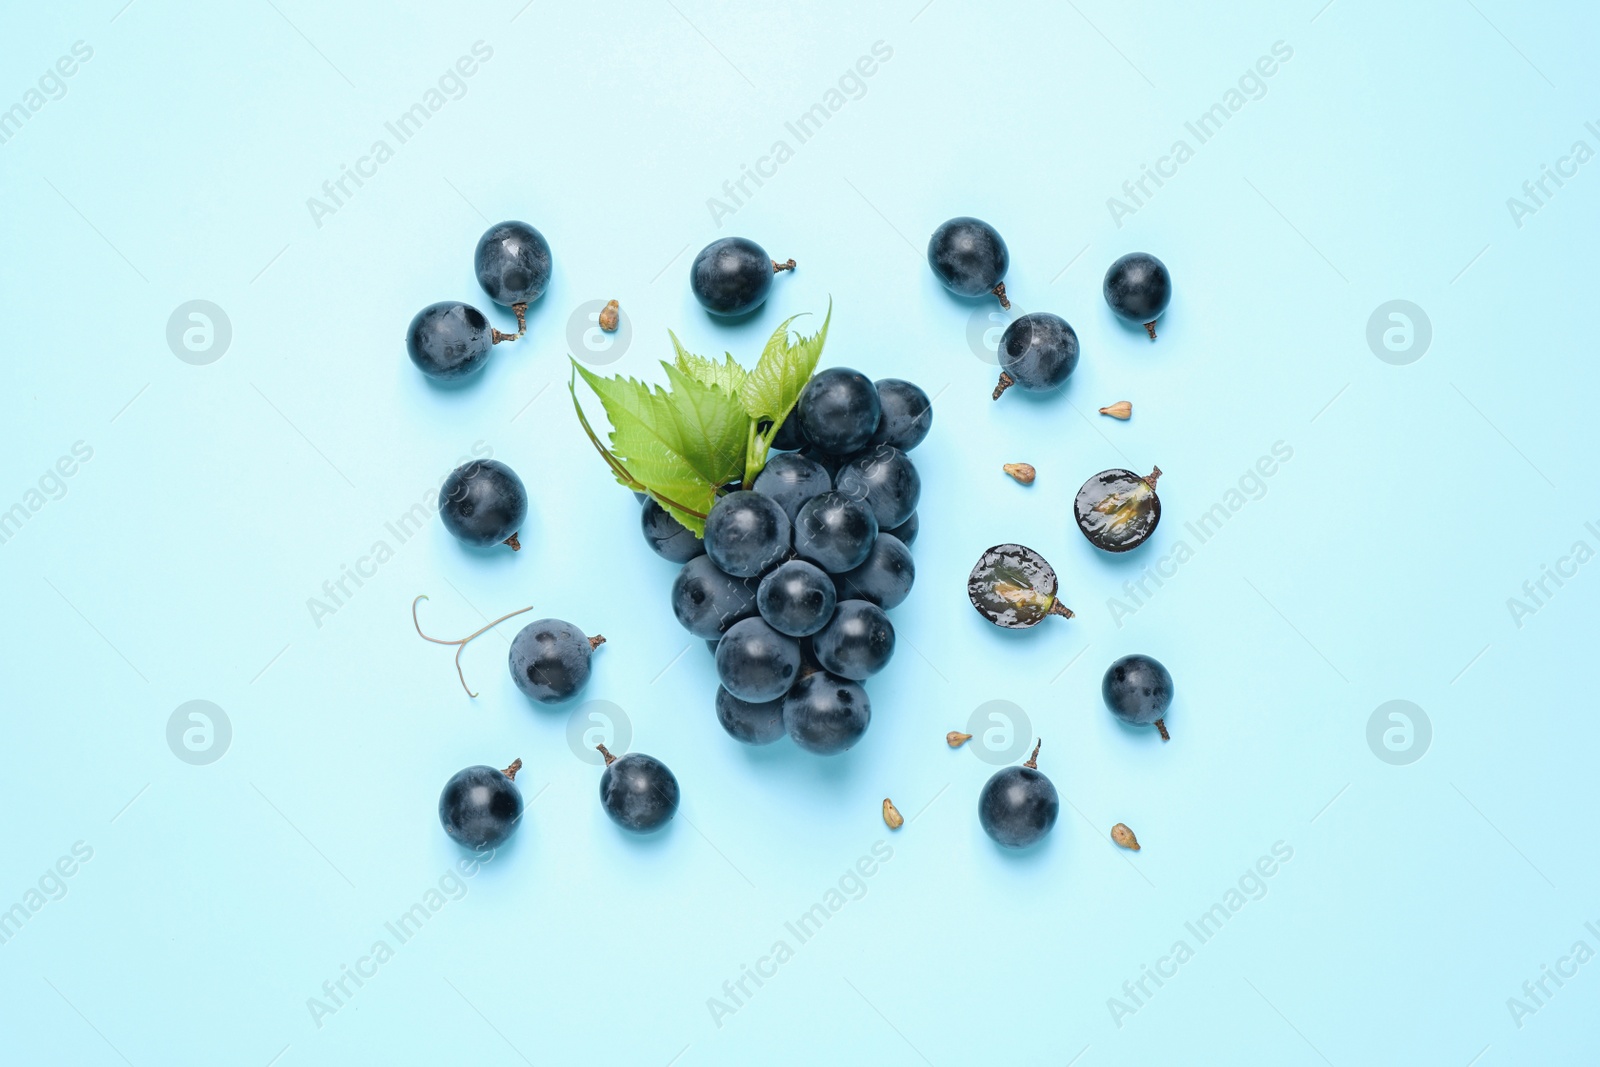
[783,671,871,755]
[794,492,878,574]
[1103,252,1172,330]
[1102,654,1173,730]
[868,379,933,451]
[834,534,914,610]
[690,237,778,316]
[812,599,894,681]
[439,765,523,849]
[715,617,802,702]
[671,556,759,639]
[800,447,847,480]
[641,498,706,563]
[752,453,833,521]
[770,417,807,451]
[967,543,1072,628]
[797,368,881,455]
[509,619,598,704]
[599,752,680,833]
[406,301,493,380]
[834,445,920,529]
[927,217,1009,298]
[994,313,1079,397]
[884,512,918,547]
[757,560,837,637]
[979,763,1059,849]
[475,221,552,307]
[1075,468,1162,552]
[438,460,528,549]
[703,491,791,578]
[715,687,787,745]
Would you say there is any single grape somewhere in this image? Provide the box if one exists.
[794,492,878,574]
[704,490,791,578]
[757,559,837,637]
[834,534,913,609]
[812,599,894,681]
[439,759,524,849]
[716,617,802,702]
[992,312,1079,400]
[799,446,847,480]
[439,459,528,550]
[671,556,759,639]
[690,237,793,316]
[406,301,502,380]
[967,544,1073,628]
[509,619,604,704]
[715,686,787,745]
[884,512,918,547]
[753,453,833,522]
[1103,252,1172,339]
[927,217,1010,307]
[834,444,920,529]
[474,221,551,340]
[640,497,706,563]
[783,670,871,755]
[868,379,933,451]
[978,740,1059,849]
[797,368,881,455]
[1075,467,1162,552]
[596,745,679,833]
[1103,653,1173,739]
[769,417,808,451]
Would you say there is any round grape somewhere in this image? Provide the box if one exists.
[641,497,706,563]
[757,559,837,637]
[868,379,933,451]
[597,747,679,833]
[716,617,801,702]
[752,453,832,522]
[671,556,759,639]
[1103,252,1172,339]
[783,671,871,755]
[927,217,1010,306]
[690,237,792,316]
[715,687,787,746]
[812,599,894,681]
[439,760,524,849]
[796,368,881,455]
[406,301,494,381]
[993,313,1079,400]
[475,221,552,309]
[704,490,791,578]
[794,492,878,574]
[439,460,528,550]
[508,619,602,704]
[834,534,913,610]
[1103,653,1174,739]
[978,741,1059,849]
[884,512,918,547]
[834,444,920,529]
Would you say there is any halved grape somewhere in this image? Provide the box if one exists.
[967,544,1073,628]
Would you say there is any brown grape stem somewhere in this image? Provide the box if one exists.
[1047,600,1074,619]
[503,533,522,551]
[491,303,529,345]
[993,282,1011,309]
[589,634,606,651]
[1143,467,1162,491]
[1144,321,1157,340]
[773,259,796,273]
[501,758,523,781]
[1155,718,1169,741]
[992,371,1016,400]
[596,743,617,766]
[1023,739,1041,769]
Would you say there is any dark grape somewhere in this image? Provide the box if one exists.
[757,559,837,637]
[868,379,933,451]
[406,301,494,381]
[439,760,524,849]
[715,617,801,702]
[834,444,920,529]
[509,619,603,704]
[812,599,894,681]
[704,490,791,578]
[978,740,1059,849]
[783,671,871,755]
[597,747,679,833]
[834,534,913,610]
[927,217,1010,307]
[1103,252,1172,339]
[715,687,787,745]
[1102,654,1173,739]
[967,544,1073,628]
[992,312,1079,400]
[796,368,880,455]
[769,417,807,451]
[439,459,528,550]
[794,492,877,573]
[884,512,918,547]
[1075,467,1162,552]
[690,237,792,316]
[753,453,832,521]
[475,221,552,311]
[671,556,759,639]
[641,497,706,563]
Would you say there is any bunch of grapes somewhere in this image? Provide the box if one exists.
[641,371,931,756]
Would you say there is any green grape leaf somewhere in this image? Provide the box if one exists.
[670,330,748,397]
[739,300,832,428]
[660,361,749,488]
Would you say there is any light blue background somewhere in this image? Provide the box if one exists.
[3,0,1597,1063]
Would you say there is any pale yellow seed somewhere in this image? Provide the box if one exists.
[598,299,620,332]
[1099,401,1132,420]
[1003,462,1036,485]
[882,798,904,830]
[1111,822,1141,851]
[946,731,972,748]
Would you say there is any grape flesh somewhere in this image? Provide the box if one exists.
[812,599,894,681]
[1103,252,1172,334]
[704,490,791,578]
[752,452,833,521]
[671,556,759,639]
[927,217,1009,299]
[715,687,787,745]
[438,460,528,549]
[757,560,837,637]
[868,379,933,451]
[834,444,920,529]
[406,301,493,380]
[994,313,1079,398]
[1102,654,1173,734]
[715,617,801,702]
[641,498,706,563]
[796,368,881,455]
[439,765,523,848]
[690,237,780,316]
[475,221,552,307]
[1075,468,1162,552]
[783,671,871,755]
[794,492,878,574]
[599,751,680,833]
[979,757,1059,849]
[509,619,598,704]
[834,533,914,609]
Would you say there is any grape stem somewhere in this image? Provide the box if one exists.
[503,533,522,551]
[992,282,1011,309]
[491,302,529,345]
[501,758,523,781]
[411,594,534,698]
[992,371,1016,401]
[1047,600,1074,619]
[1143,467,1162,490]
[772,259,796,273]
[1155,718,1170,741]
[1023,738,1041,769]
[589,635,607,651]
[596,743,618,766]
[1143,321,1157,340]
